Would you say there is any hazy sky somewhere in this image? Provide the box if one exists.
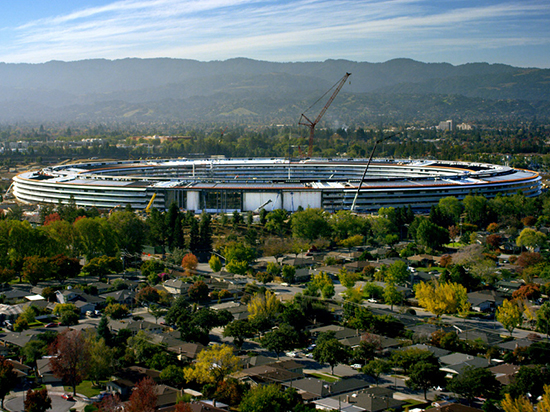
[1,0,549,67]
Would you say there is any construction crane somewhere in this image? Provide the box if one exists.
[145,193,157,213]
[298,72,351,157]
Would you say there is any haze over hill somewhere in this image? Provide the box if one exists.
[1,58,549,124]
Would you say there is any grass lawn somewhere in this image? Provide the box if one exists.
[65,380,105,398]
[307,373,339,383]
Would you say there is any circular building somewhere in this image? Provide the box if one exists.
[11,158,541,213]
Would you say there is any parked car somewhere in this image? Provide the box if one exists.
[45,322,59,328]
[351,364,363,370]
[285,351,298,358]
[61,394,75,401]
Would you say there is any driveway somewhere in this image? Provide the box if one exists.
[5,390,87,412]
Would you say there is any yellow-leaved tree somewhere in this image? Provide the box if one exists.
[496,299,523,336]
[247,290,280,321]
[501,385,550,412]
[414,281,470,317]
[183,344,240,384]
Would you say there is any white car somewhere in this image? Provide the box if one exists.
[367,298,377,303]
[285,351,298,358]
[351,364,363,369]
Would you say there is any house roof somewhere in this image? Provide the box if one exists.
[348,392,406,412]
[231,364,302,383]
[489,363,520,385]
[285,377,369,398]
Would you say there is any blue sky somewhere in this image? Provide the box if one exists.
[1,0,549,67]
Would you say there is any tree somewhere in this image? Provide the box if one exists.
[448,366,500,405]
[501,393,533,412]
[537,302,550,337]
[406,361,446,399]
[505,365,550,400]
[53,303,80,326]
[363,359,391,386]
[198,212,213,252]
[141,259,165,281]
[497,299,523,336]
[97,315,113,346]
[415,281,470,317]
[85,334,113,386]
[338,268,359,288]
[49,329,90,396]
[240,384,304,412]
[0,355,17,409]
[188,280,209,301]
[223,320,255,349]
[309,272,335,299]
[312,334,350,375]
[387,260,410,285]
[135,285,162,306]
[415,219,449,250]
[281,265,296,284]
[383,282,402,311]
[181,253,198,275]
[24,388,52,412]
[516,228,547,251]
[22,256,52,285]
[22,340,48,374]
[209,254,222,272]
[104,303,130,319]
[291,208,332,240]
[391,348,439,375]
[261,324,299,359]
[183,344,240,384]
[126,377,157,412]
[248,290,281,322]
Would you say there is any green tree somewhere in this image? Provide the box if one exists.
[387,260,410,285]
[240,385,305,412]
[448,366,501,405]
[291,208,332,240]
[537,302,550,337]
[516,228,547,251]
[85,334,114,386]
[261,324,299,359]
[362,359,391,386]
[209,254,222,272]
[53,303,80,326]
[383,282,402,311]
[406,361,446,399]
[109,211,147,255]
[281,265,296,284]
[312,334,350,375]
[223,320,254,349]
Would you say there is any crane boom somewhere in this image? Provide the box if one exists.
[299,72,351,157]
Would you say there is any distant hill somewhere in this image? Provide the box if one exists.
[0,58,548,123]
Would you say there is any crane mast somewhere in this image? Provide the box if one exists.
[299,72,351,157]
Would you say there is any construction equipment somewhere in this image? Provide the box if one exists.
[350,132,401,212]
[299,72,351,157]
[145,193,157,213]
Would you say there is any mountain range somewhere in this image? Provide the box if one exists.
[0,57,549,124]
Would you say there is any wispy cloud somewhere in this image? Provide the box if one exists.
[1,0,549,66]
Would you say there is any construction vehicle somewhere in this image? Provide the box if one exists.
[298,72,351,157]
